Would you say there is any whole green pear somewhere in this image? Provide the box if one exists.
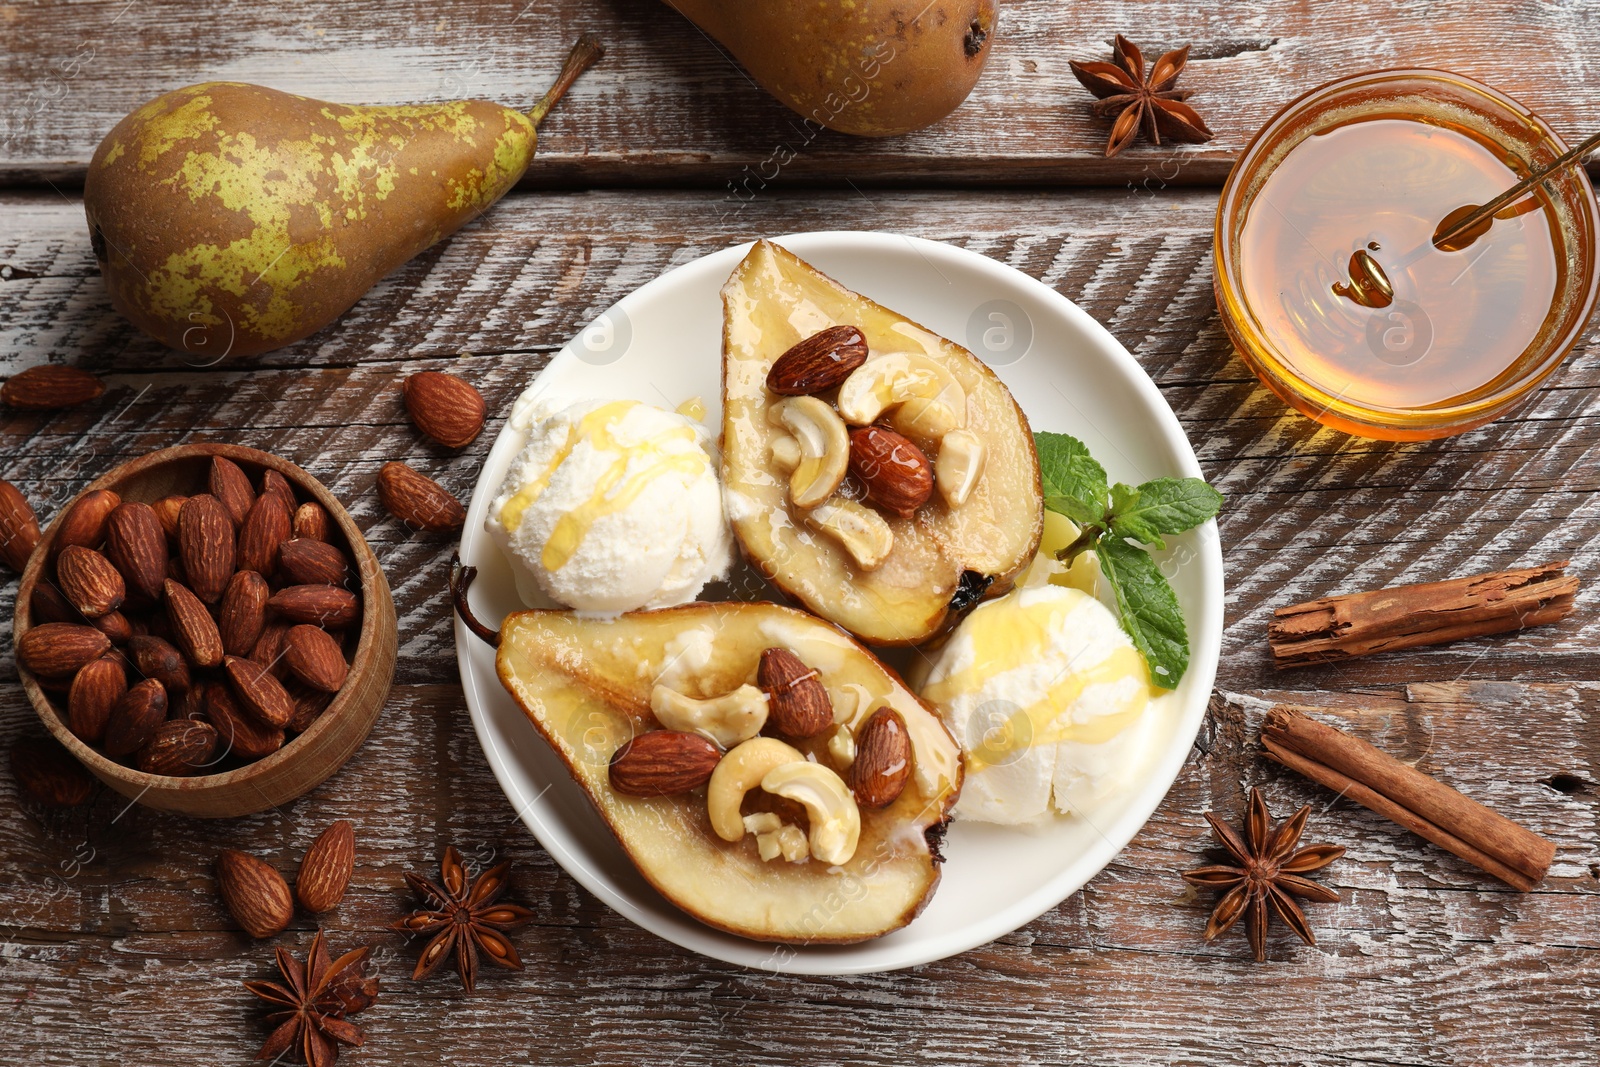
[84,37,602,360]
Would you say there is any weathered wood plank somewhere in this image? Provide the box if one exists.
[4,0,1600,187]
[2,683,1593,1065]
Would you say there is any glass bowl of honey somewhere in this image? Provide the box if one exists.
[1214,69,1600,440]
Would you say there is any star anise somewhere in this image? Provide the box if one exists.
[1181,788,1344,961]
[1069,34,1214,157]
[243,929,378,1067]
[390,846,534,994]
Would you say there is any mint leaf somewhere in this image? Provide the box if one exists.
[1034,432,1109,526]
[1095,536,1189,689]
[1107,483,1165,549]
[1111,477,1222,542]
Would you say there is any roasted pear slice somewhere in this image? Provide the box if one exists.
[496,602,963,945]
[721,240,1043,645]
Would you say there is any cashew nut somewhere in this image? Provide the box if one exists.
[769,434,801,472]
[935,428,987,508]
[707,737,805,842]
[837,354,966,440]
[767,397,849,508]
[760,761,861,866]
[828,725,856,769]
[755,821,811,863]
[651,683,768,748]
[805,498,893,570]
[776,823,810,862]
[828,682,874,727]
[743,812,782,835]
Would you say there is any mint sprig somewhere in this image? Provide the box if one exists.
[1034,431,1222,690]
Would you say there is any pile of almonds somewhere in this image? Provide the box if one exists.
[16,455,361,777]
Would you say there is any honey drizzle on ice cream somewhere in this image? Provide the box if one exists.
[920,590,1151,770]
[496,399,708,572]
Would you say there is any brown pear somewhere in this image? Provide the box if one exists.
[721,240,1042,646]
[83,38,602,360]
[497,602,963,944]
[663,0,997,136]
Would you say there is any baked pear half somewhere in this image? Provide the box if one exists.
[496,601,963,945]
[721,239,1043,645]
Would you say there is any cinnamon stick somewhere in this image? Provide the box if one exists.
[1268,562,1577,668]
[1262,706,1554,891]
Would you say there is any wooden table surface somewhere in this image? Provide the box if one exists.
[3,2,1598,1064]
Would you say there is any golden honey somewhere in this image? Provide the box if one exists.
[1215,71,1600,440]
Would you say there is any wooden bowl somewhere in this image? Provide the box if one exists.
[13,444,397,817]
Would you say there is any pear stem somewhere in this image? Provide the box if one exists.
[528,35,605,128]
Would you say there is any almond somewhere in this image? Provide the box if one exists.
[403,371,486,448]
[219,570,270,656]
[174,679,208,721]
[295,819,355,913]
[236,491,291,576]
[103,678,168,757]
[608,730,722,796]
[0,478,41,573]
[178,494,236,602]
[269,585,360,628]
[278,537,350,587]
[286,681,332,732]
[765,325,869,395]
[56,545,126,618]
[90,610,133,645]
[292,501,331,542]
[52,489,121,557]
[67,655,127,744]
[128,634,191,693]
[106,501,169,602]
[9,736,95,807]
[757,647,834,739]
[136,718,219,776]
[16,623,111,678]
[209,456,256,527]
[215,849,293,938]
[205,682,285,761]
[1,364,105,410]
[29,583,76,624]
[250,620,293,678]
[376,462,465,531]
[164,579,224,668]
[848,707,912,809]
[260,469,297,513]
[848,425,933,517]
[151,494,188,542]
[283,625,348,693]
[223,654,294,728]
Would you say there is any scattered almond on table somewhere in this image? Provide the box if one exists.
[377,461,465,531]
[404,370,486,448]
[216,848,295,939]
[1,364,106,411]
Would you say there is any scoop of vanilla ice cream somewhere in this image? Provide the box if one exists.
[485,398,731,613]
[916,583,1155,824]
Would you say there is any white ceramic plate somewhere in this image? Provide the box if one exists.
[453,232,1222,975]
